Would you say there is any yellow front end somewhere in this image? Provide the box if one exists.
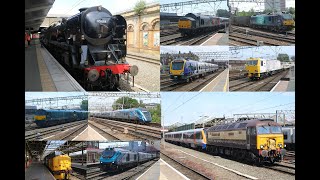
[34,115,46,121]
[170,61,185,76]
[257,134,284,151]
[283,19,294,26]
[178,20,191,29]
[245,58,260,78]
[52,155,72,180]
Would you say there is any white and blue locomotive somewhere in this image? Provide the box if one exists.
[93,108,152,124]
[99,147,157,171]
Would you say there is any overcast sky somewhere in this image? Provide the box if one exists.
[161,92,295,126]
[88,92,161,112]
[48,0,159,16]
[230,46,295,60]
[160,0,228,16]
[25,92,87,109]
[230,0,295,12]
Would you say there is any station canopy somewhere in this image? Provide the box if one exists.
[25,0,55,31]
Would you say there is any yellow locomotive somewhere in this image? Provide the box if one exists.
[44,151,72,180]
[245,58,283,80]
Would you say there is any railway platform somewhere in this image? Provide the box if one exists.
[271,66,295,92]
[200,32,229,46]
[25,39,84,92]
[25,162,56,180]
[200,68,229,92]
[136,160,160,180]
[159,159,190,180]
[73,125,108,141]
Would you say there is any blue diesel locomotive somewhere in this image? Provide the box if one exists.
[94,108,152,124]
[34,109,88,128]
[99,147,157,171]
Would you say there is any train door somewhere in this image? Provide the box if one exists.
[246,127,256,150]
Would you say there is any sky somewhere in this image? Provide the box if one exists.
[160,0,228,16]
[161,92,295,126]
[88,92,161,112]
[230,0,295,12]
[25,92,87,109]
[47,0,159,16]
[99,141,130,149]
[230,46,295,60]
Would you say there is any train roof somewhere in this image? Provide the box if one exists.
[37,109,88,113]
[165,128,204,135]
[206,119,280,132]
[106,107,149,112]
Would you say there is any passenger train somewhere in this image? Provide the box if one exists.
[169,58,219,82]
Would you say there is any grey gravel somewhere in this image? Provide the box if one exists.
[125,57,160,91]
[162,141,295,180]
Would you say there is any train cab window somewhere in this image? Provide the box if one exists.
[196,132,201,139]
[261,61,263,66]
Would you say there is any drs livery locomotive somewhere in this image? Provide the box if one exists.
[169,58,219,82]
[231,13,294,32]
[99,147,157,171]
[41,6,138,90]
[165,119,286,164]
[93,108,152,124]
[34,109,88,128]
[44,151,72,180]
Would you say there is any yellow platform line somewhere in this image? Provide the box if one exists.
[36,45,57,91]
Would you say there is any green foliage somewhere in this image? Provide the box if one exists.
[290,56,295,61]
[149,104,161,123]
[134,0,146,15]
[216,9,230,18]
[112,97,140,110]
[237,8,256,16]
[80,100,88,111]
[277,53,290,62]
[286,7,295,15]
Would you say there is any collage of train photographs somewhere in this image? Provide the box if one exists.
[25,0,295,179]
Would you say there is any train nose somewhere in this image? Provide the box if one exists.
[268,139,276,150]
[280,148,286,156]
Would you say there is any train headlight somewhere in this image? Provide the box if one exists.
[88,69,99,82]
[260,145,264,149]
[284,144,286,147]
[278,144,282,147]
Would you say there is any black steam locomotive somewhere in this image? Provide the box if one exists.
[41,6,138,90]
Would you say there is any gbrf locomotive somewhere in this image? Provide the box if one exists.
[41,6,138,90]
[34,109,88,128]
[99,147,157,171]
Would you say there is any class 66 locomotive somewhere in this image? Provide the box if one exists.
[41,6,138,90]
[178,13,228,36]
[99,147,157,172]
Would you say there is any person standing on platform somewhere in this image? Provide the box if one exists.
[27,33,31,46]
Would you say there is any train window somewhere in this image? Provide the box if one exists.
[201,19,204,25]
[126,154,130,161]
[134,154,137,160]
[196,132,200,139]
[270,126,282,133]
[261,61,263,66]
[257,126,270,134]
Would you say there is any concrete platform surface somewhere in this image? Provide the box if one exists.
[25,162,55,180]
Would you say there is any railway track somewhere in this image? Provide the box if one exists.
[229,70,289,91]
[86,167,109,180]
[25,120,87,140]
[161,70,223,91]
[263,164,295,175]
[126,54,160,65]
[161,152,211,180]
[88,120,121,140]
[91,118,161,140]
[229,26,295,46]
